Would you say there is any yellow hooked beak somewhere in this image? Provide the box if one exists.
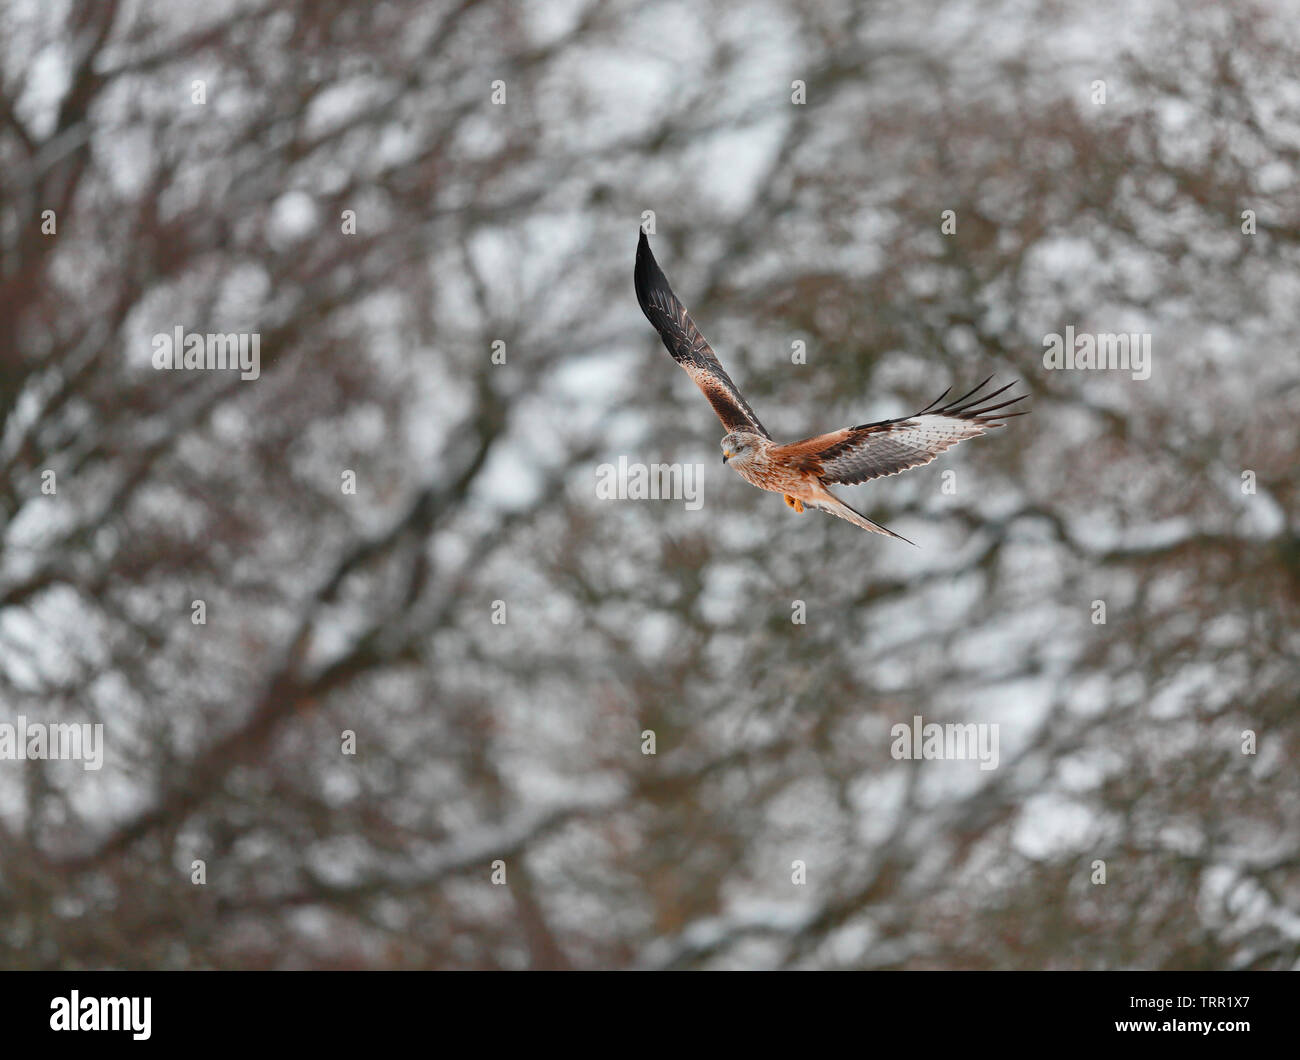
[722,449,732,463]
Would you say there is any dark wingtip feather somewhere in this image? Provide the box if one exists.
[949,379,1015,414]
[634,228,672,319]
[935,379,1031,421]
[947,374,995,408]
[916,385,953,415]
[964,393,1027,419]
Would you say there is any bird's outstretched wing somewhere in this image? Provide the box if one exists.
[634,229,771,438]
[780,376,1028,485]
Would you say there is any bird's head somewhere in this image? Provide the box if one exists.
[720,431,765,469]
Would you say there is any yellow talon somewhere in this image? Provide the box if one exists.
[784,495,805,513]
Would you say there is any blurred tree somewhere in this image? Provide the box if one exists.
[0,0,1295,969]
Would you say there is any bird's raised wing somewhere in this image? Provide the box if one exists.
[780,376,1027,485]
[634,230,771,438]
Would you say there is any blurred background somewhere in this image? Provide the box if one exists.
[0,0,1297,970]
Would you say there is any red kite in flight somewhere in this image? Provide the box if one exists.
[635,230,1027,543]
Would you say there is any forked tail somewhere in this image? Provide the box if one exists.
[814,487,918,546]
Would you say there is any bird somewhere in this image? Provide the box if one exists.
[634,229,1027,544]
